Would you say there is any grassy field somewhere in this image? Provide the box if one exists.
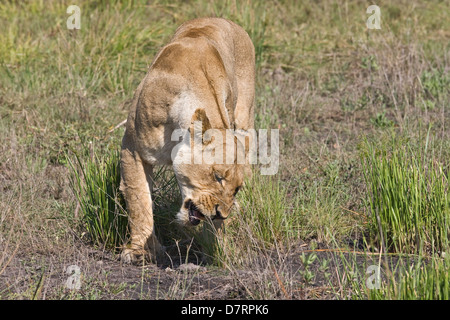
[0,0,449,300]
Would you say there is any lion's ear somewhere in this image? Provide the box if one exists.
[190,108,212,145]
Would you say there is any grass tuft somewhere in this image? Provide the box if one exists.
[68,146,128,250]
[361,132,450,255]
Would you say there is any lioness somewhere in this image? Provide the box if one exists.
[120,17,255,263]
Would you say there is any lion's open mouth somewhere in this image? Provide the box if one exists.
[187,200,205,226]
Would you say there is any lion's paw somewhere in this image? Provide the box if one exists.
[120,248,151,265]
[120,246,166,265]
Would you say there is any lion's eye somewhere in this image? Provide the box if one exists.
[214,172,224,184]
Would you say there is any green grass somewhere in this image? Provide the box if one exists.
[361,131,450,255]
[211,174,295,267]
[327,246,450,300]
[236,174,293,245]
[68,146,128,250]
[352,131,450,300]
[369,255,450,300]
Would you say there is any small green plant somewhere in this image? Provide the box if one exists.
[370,111,394,128]
[299,242,318,285]
[361,55,379,71]
[319,258,331,281]
[68,146,128,250]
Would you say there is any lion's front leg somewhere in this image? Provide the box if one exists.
[120,141,162,264]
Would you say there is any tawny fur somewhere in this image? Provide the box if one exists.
[119,18,255,264]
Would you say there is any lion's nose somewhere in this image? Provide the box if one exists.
[212,205,227,220]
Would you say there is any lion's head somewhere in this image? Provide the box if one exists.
[172,108,249,226]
